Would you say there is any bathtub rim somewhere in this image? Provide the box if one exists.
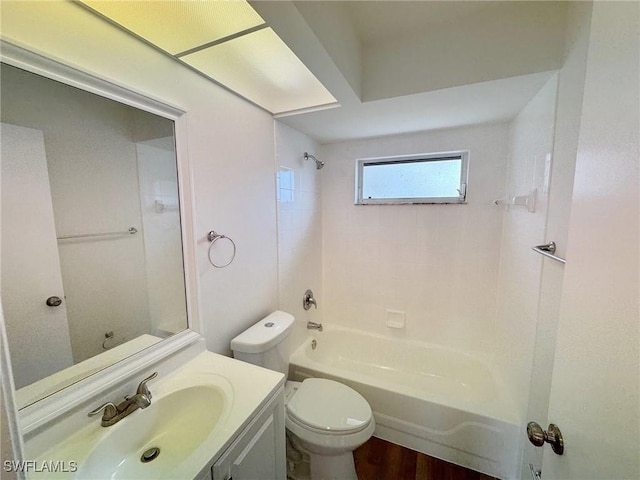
[289,323,521,426]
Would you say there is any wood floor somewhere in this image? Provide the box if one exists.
[353,437,497,480]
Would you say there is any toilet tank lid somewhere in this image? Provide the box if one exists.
[230,311,294,354]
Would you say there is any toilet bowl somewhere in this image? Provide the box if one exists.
[285,379,374,480]
[231,311,375,480]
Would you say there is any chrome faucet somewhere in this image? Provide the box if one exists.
[303,289,317,310]
[88,372,157,427]
[307,321,323,332]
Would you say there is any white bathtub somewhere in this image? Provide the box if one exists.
[289,326,521,479]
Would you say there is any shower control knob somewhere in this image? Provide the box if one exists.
[46,296,63,307]
[527,421,564,455]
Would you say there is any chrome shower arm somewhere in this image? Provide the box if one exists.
[304,152,325,170]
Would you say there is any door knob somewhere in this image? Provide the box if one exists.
[527,422,564,455]
[45,296,62,307]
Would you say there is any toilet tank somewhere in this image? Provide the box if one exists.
[230,311,294,375]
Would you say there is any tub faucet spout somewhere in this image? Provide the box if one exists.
[307,321,323,332]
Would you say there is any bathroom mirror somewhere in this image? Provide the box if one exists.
[0,50,193,409]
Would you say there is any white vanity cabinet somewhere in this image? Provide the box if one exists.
[210,385,286,480]
[19,342,286,480]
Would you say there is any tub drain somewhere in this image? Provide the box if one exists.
[141,447,160,463]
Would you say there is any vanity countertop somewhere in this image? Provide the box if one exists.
[29,350,285,480]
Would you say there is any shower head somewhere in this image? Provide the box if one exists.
[304,152,325,170]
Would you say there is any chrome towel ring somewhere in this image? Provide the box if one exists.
[207,230,236,268]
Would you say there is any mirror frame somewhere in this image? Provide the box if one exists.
[0,38,202,434]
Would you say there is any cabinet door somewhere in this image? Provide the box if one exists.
[231,412,277,479]
[213,389,285,480]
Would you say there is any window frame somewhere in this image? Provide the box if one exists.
[355,151,469,205]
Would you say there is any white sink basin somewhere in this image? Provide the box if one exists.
[27,350,284,480]
[31,371,234,480]
[76,385,227,479]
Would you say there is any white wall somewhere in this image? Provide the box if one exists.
[1,389,18,480]
[319,123,509,357]
[136,140,187,337]
[274,122,323,353]
[0,1,278,357]
[0,288,24,477]
[494,76,558,418]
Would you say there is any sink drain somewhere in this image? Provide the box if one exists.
[141,447,160,463]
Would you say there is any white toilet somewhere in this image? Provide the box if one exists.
[231,311,375,480]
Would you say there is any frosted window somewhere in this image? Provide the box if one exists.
[356,153,468,204]
[277,168,295,203]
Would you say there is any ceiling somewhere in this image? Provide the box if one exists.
[81,1,570,144]
[78,0,337,114]
[254,1,569,143]
[275,71,554,144]
[343,1,497,46]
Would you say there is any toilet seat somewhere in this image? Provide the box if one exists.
[286,378,372,435]
[231,312,375,480]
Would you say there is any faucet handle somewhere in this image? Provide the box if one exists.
[303,289,318,310]
[136,371,158,399]
[88,402,118,420]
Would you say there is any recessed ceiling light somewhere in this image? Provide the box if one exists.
[181,27,336,114]
[81,0,265,55]
[79,0,337,114]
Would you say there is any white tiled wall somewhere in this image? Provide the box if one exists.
[275,123,323,351]
[275,77,566,457]
[136,140,187,337]
[494,76,558,416]
[319,123,510,357]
